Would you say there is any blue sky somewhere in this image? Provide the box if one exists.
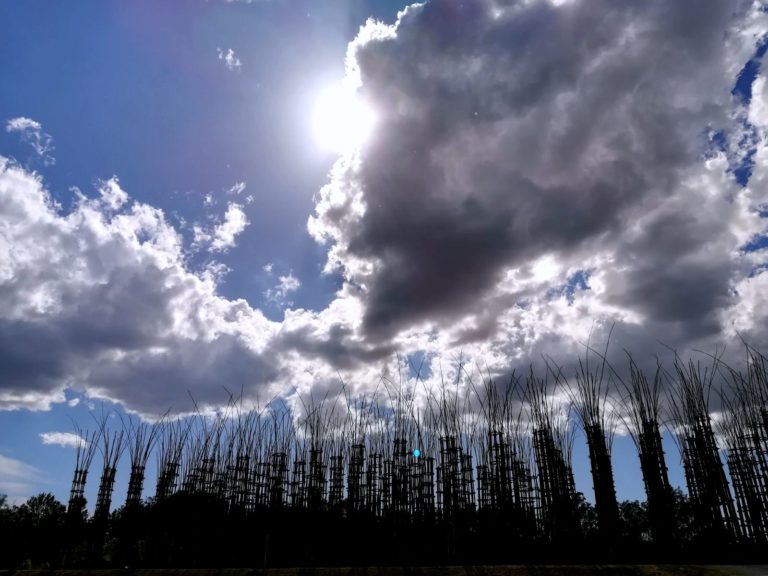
[0,0,767,510]
[0,0,410,317]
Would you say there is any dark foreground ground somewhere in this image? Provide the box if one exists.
[4,567,768,576]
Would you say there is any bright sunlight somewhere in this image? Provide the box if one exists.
[313,84,377,155]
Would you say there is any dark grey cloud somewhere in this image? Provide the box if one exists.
[0,320,74,399]
[606,209,737,335]
[276,322,396,371]
[311,0,755,343]
[86,334,280,415]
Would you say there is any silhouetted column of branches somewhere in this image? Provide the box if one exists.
[155,418,188,501]
[565,353,620,543]
[526,372,580,543]
[94,426,126,524]
[716,347,768,542]
[620,360,676,544]
[67,425,99,520]
[669,358,740,543]
[123,416,163,508]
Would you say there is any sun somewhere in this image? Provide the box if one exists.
[313,84,377,155]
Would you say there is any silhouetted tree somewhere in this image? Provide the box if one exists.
[12,493,67,568]
[619,499,650,543]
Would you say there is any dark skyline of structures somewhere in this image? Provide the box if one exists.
[4,350,768,566]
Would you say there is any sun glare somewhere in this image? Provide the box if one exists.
[314,84,377,155]
[532,254,560,282]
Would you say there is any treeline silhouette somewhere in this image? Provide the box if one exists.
[1,347,767,568]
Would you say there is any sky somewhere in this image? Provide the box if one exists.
[0,0,767,508]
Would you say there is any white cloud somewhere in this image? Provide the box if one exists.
[5,116,55,166]
[40,431,86,448]
[265,272,301,307]
[97,177,129,211]
[750,75,768,125]
[217,47,242,71]
[227,181,246,195]
[6,117,41,132]
[191,202,250,253]
[192,223,212,248]
[747,72,768,203]
[211,202,249,252]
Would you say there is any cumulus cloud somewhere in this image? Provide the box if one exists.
[5,117,55,166]
[308,0,768,372]
[39,431,86,448]
[0,157,278,415]
[275,291,396,372]
[217,47,242,71]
